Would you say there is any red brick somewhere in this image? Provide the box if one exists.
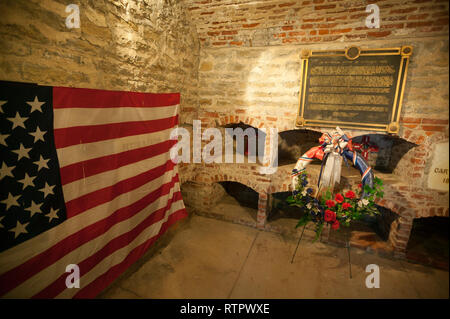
[257,5,276,10]
[273,32,286,38]
[390,7,418,14]
[318,23,338,28]
[279,2,296,7]
[407,13,430,20]
[351,13,367,19]
[416,135,426,145]
[204,112,219,118]
[301,24,314,29]
[434,18,450,26]
[315,4,336,10]
[319,29,329,35]
[327,16,347,22]
[289,31,306,36]
[212,41,227,46]
[221,30,237,35]
[400,117,421,124]
[207,31,221,36]
[406,21,433,27]
[432,11,450,18]
[422,125,447,132]
[381,23,404,29]
[201,11,214,15]
[230,41,243,46]
[368,30,392,37]
[422,118,449,124]
[384,15,408,21]
[243,23,260,28]
[349,6,365,13]
[283,38,300,43]
[330,28,352,34]
[304,18,325,22]
[282,26,294,30]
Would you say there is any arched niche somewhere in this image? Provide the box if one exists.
[277,129,322,166]
[220,122,267,164]
[350,133,417,174]
[406,216,449,269]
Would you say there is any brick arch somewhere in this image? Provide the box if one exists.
[277,127,324,136]
[208,174,269,194]
[268,181,292,194]
[217,115,266,130]
[178,163,271,194]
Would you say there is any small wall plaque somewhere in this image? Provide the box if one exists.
[296,46,412,134]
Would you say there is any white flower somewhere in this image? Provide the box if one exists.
[358,199,369,207]
[306,203,312,209]
[301,189,307,196]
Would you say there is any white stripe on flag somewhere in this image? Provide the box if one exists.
[57,128,173,168]
[53,105,178,129]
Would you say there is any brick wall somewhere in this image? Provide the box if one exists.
[185,0,448,47]
[180,0,449,257]
[0,0,200,123]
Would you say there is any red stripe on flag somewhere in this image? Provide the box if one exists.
[32,194,185,298]
[0,176,180,297]
[60,139,176,185]
[73,209,187,299]
[54,116,178,149]
[53,87,180,109]
[65,160,176,218]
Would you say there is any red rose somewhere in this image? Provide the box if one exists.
[332,220,340,230]
[342,202,352,210]
[345,190,356,199]
[335,193,344,203]
[358,183,362,188]
[325,200,335,208]
[324,209,336,222]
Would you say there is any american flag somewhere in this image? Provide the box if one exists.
[0,81,187,298]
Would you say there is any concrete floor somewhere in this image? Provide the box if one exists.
[99,214,449,299]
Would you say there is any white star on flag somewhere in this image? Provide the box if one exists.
[9,220,29,238]
[39,182,55,198]
[0,133,9,146]
[1,192,20,210]
[0,162,15,180]
[46,208,59,222]
[34,155,50,171]
[29,127,47,143]
[0,215,4,228]
[25,200,42,217]
[26,96,45,113]
[7,112,28,129]
[12,143,32,160]
[18,173,36,189]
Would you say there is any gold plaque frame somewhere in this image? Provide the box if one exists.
[296,46,412,134]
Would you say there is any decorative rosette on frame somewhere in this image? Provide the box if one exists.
[287,127,384,240]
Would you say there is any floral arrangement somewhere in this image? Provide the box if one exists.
[286,170,384,241]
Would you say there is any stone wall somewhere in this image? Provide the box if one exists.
[0,0,200,124]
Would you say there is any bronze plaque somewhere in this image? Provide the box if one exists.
[296,46,412,133]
